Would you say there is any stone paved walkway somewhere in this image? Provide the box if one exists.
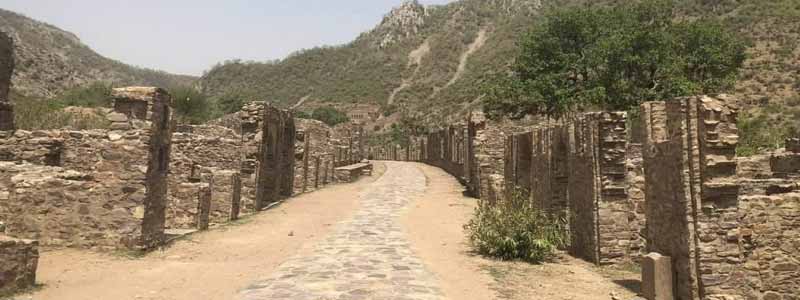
[240,162,444,300]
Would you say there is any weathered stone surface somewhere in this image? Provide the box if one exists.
[0,31,14,131]
[642,253,673,300]
[0,235,38,295]
[240,162,442,300]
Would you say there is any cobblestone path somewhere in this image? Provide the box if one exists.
[240,162,444,300]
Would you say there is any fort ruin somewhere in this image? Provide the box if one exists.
[376,95,800,300]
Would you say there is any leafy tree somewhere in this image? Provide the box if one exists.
[170,86,213,124]
[311,106,350,126]
[484,0,747,119]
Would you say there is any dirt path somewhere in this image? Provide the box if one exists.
[19,162,639,300]
[21,163,386,300]
[404,163,641,300]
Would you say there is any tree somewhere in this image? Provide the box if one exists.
[484,0,746,119]
[311,106,350,126]
[170,86,213,124]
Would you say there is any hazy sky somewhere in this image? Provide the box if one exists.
[1,0,454,76]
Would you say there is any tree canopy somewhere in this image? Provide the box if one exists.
[483,0,747,119]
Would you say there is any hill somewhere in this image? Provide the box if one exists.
[0,8,196,98]
[200,0,800,138]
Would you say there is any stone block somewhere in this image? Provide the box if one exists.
[196,185,211,231]
[642,253,673,300]
[0,235,38,295]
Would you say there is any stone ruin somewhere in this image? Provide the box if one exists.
[379,94,800,299]
[0,31,13,131]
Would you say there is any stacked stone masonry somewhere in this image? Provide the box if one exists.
[0,31,14,131]
[0,235,38,295]
[377,94,798,298]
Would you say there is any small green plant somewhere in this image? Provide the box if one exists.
[737,112,793,156]
[464,189,568,263]
[12,93,109,130]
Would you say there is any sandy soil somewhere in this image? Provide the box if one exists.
[404,163,641,300]
[20,163,387,300]
[402,163,498,300]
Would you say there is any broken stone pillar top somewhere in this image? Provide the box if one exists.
[788,137,800,154]
[0,31,13,101]
[110,86,172,125]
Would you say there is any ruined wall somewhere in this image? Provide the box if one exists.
[641,95,800,299]
[0,235,38,295]
[0,88,173,250]
[167,125,246,229]
[0,31,14,131]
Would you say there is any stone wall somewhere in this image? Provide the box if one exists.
[641,95,800,299]
[0,87,173,250]
[0,31,14,131]
[0,235,38,295]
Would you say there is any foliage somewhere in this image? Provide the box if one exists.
[169,86,215,124]
[214,91,248,115]
[737,112,796,156]
[464,190,569,263]
[311,106,350,126]
[51,82,113,108]
[484,0,747,119]
[12,92,109,130]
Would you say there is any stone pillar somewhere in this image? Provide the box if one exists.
[323,157,329,185]
[197,184,211,231]
[314,156,321,189]
[0,32,15,131]
[279,110,296,198]
[0,236,38,295]
[255,103,283,210]
[230,173,242,221]
[115,87,175,250]
[641,95,742,299]
[642,253,674,300]
[302,132,310,192]
[787,137,800,153]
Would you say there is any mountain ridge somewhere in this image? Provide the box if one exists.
[0,8,196,98]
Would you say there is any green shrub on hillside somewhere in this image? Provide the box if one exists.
[311,106,350,126]
[170,86,215,124]
[484,0,747,119]
[12,93,109,130]
[737,112,797,156]
[52,82,114,108]
[464,190,569,263]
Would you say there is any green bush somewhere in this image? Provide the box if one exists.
[52,82,114,108]
[311,106,350,126]
[484,0,746,119]
[170,86,215,124]
[13,93,109,130]
[737,113,796,156]
[464,190,569,263]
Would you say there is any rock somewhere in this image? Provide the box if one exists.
[110,122,131,131]
[106,112,129,123]
[108,133,123,141]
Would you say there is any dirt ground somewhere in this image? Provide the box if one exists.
[14,162,640,300]
[404,163,641,300]
[18,163,387,300]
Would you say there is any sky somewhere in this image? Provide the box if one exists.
[0,0,454,76]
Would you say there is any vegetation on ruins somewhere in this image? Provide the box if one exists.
[310,106,350,126]
[483,0,746,119]
[465,190,569,263]
[12,91,110,130]
[170,86,215,124]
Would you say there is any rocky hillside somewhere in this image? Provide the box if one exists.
[201,0,800,130]
[200,0,542,124]
[0,8,196,98]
